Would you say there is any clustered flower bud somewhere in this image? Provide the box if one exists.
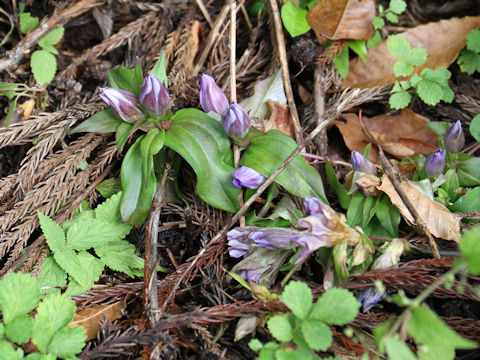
[351,151,377,175]
[444,120,465,153]
[425,148,446,177]
[139,74,170,115]
[198,74,230,115]
[222,101,251,138]
[232,166,265,189]
[99,87,143,123]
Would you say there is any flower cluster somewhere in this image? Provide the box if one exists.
[99,74,170,123]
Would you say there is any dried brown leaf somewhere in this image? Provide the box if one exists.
[251,100,295,138]
[307,0,375,43]
[336,109,438,162]
[344,16,480,88]
[378,176,461,242]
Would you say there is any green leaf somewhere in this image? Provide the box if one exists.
[95,191,128,225]
[466,29,480,53]
[389,90,411,109]
[0,272,39,324]
[415,79,443,106]
[108,65,143,96]
[325,161,350,209]
[164,108,241,212]
[408,47,427,66]
[389,0,407,14]
[310,288,360,325]
[374,194,400,237]
[249,338,263,351]
[387,35,411,62]
[457,157,480,186]
[120,135,157,225]
[39,26,64,50]
[407,305,476,360]
[38,212,65,253]
[385,12,398,23]
[32,294,76,353]
[440,169,459,201]
[457,49,480,75]
[367,31,383,48]
[362,195,378,228]
[95,240,143,277]
[140,128,164,185]
[459,225,480,275]
[280,1,310,37]
[150,49,168,87]
[4,96,18,126]
[5,315,33,344]
[470,113,480,142]
[240,130,327,202]
[258,342,278,360]
[0,82,18,99]
[393,61,413,77]
[116,121,134,150]
[425,121,450,136]
[53,246,85,286]
[96,179,122,199]
[333,46,349,79]
[38,255,67,293]
[451,187,480,213]
[384,336,416,360]
[31,50,57,84]
[347,192,366,227]
[70,109,123,134]
[48,326,86,357]
[301,319,332,351]
[372,17,385,30]
[280,281,312,320]
[19,12,39,34]
[267,314,293,342]
[66,218,130,250]
[240,70,286,119]
[347,40,367,62]
[0,340,24,360]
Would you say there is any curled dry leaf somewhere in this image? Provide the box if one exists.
[69,298,127,341]
[336,109,438,162]
[343,16,480,88]
[378,176,461,242]
[251,100,295,138]
[307,0,375,43]
[19,99,35,120]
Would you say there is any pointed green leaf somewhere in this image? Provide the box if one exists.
[66,219,130,250]
[38,212,66,253]
[95,191,128,224]
[38,255,67,295]
[150,49,168,87]
[384,336,416,360]
[0,272,40,324]
[47,326,86,358]
[451,187,480,213]
[333,46,349,79]
[19,12,39,34]
[108,65,143,96]
[70,109,122,134]
[459,225,480,275]
[95,240,143,277]
[39,26,64,48]
[31,50,57,84]
[374,194,400,237]
[280,1,310,37]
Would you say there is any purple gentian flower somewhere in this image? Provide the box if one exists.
[250,229,294,250]
[139,74,170,115]
[99,87,143,123]
[227,227,256,258]
[425,148,446,177]
[222,102,251,138]
[444,120,464,153]
[291,233,332,264]
[358,287,384,312]
[351,151,377,175]
[199,74,230,115]
[232,166,265,189]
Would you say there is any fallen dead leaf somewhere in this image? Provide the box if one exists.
[378,176,461,242]
[69,298,127,341]
[19,99,35,120]
[307,0,375,43]
[336,109,438,162]
[344,16,480,88]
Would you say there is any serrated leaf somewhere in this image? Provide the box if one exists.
[407,305,476,360]
[5,315,33,344]
[280,281,312,320]
[466,29,480,52]
[39,26,64,48]
[95,192,127,224]
[70,109,123,134]
[458,49,480,75]
[372,17,384,30]
[48,326,86,357]
[385,12,398,24]
[240,70,286,119]
[62,210,95,233]
[393,61,413,77]
[31,50,57,84]
[470,113,480,141]
[66,219,130,250]
[387,35,411,62]
[301,319,332,351]
[67,251,103,293]
[415,79,443,106]
[240,130,327,202]
[96,179,122,199]
[38,212,65,253]
[249,338,263,351]
[32,294,76,353]
[390,0,407,14]
[408,47,427,66]
[164,109,241,213]
[267,314,292,342]
[384,336,416,360]
[0,272,39,324]
[53,246,84,286]
[38,255,67,294]
[280,1,310,37]
[0,340,23,360]
[95,240,143,277]
[310,288,360,325]
[459,225,480,275]
[19,12,39,34]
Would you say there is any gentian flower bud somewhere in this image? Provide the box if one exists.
[444,120,465,153]
[232,166,265,189]
[357,287,384,312]
[199,74,229,115]
[99,87,143,123]
[222,102,251,138]
[250,229,294,250]
[425,148,446,177]
[351,151,377,175]
[234,316,257,341]
[139,74,170,115]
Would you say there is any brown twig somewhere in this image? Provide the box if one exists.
[313,64,327,156]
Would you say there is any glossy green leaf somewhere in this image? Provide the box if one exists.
[116,122,134,150]
[333,46,349,79]
[120,135,157,226]
[347,192,366,227]
[240,130,326,203]
[325,161,350,209]
[150,49,168,87]
[451,186,480,212]
[70,109,122,134]
[164,108,240,212]
[457,157,480,186]
[470,113,480,142]
[347,40,367,62]
[31,50,56,84]
[280,1,311,37]
[108,64,143,96]
[459,225,480,275]
[374,194,400,237]
[140,128,164,186]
